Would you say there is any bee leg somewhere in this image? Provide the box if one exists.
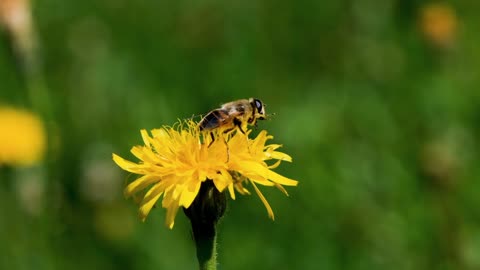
[225,138,230,162]
[222,127,235,134]
[208,132,215,147]
[233,118,246,134]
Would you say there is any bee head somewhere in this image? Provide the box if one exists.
[250,98,266,120]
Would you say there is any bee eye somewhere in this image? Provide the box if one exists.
[254,99,262,110]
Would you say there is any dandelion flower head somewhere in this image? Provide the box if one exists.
[113,120,297,229]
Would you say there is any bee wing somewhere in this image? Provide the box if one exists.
[199,109,230,130]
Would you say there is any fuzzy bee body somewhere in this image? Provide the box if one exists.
[199,98,266,133]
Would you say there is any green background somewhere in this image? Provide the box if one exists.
[1,0,480,269]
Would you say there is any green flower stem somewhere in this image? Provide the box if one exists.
[184,181,226,270]
[190,219,218,270]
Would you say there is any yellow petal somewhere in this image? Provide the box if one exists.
[228,131,249,151]
[273,182,289,196]
[139,190,163,221]
[237,161,298,186]
[142,181,167,203]
[150,129,173,153]
[112,154,147,174]
[211,170,232,192]
[124,174,160,197]
[140,129,151,147]
[171,183,185,201]
[228,184,236,200]
[265,144,282,151]
[138,182,170,220]
[179,180,201,208]
[161,189,175,209]
[267,160,282,169]
[151,128,170,140]
[264,169,298,186]
[244,173,275,186]
[209,137,229,161]
[268,151,292,162]
[250,180,274,220]
[234,182,251,195]
[165,201,180,229]
[131,146,158,164]
[251,130,269,147]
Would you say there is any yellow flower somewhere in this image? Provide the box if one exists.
[0,106,46,167]
[113,120,297,229]
[419,3,458,48]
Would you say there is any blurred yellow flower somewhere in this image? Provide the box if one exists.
[0,106,46,167]
[113,120,297,229]
[419,3,458,48]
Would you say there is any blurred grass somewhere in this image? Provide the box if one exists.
[1,0,480,269]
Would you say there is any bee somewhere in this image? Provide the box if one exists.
[199,98,267,134]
